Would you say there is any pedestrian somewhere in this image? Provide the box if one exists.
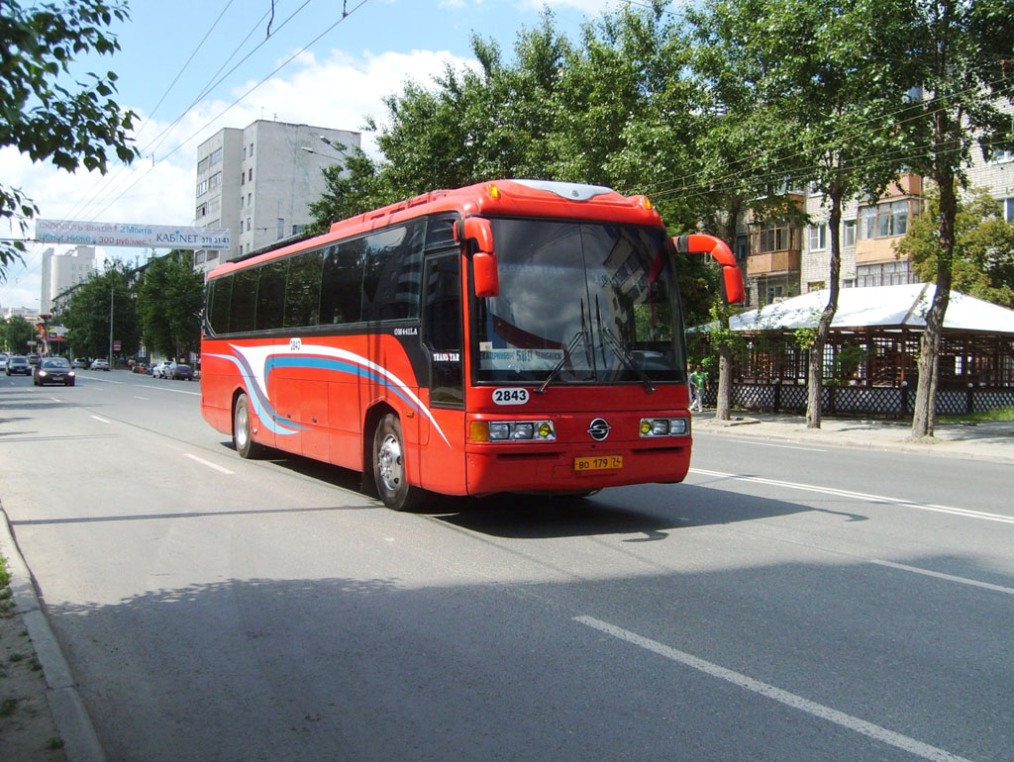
[690,363,708,413]
[687,362,697,410]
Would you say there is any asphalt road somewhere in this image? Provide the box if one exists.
[1,370,1011,761]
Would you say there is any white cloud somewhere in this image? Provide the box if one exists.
[0,47,476,311]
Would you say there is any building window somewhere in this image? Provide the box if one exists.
[857,260,913,287]
[843,219,856,247]
[757,221,793,252]
[1003,198,1014,223]
[858,199,915,240]
[196,179,209,196]
[250,142,254,156]
[246,218,251,232]
[808,224,827,251]
[989,148,1014,164]
[248,168,253,181]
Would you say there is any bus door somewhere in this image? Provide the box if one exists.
[419,251,465,492]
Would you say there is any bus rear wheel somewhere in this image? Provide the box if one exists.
[373,413,427,511]
[233,393,264,459]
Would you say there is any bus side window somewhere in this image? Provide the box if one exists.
[423,253,463,406]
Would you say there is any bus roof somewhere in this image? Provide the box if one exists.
[208,179,664,279]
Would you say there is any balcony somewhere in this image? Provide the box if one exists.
[747,248,802,276]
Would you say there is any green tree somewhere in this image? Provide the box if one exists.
[137,250,205,359]
[62,262,139,361]
[689,0,920,428]
[901,0,1014,438]
[307,146,395,233]
[898,187,1014,309]
[0,0,138,278]
[1,315,35,354]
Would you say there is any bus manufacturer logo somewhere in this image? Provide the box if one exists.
[588,417,611,441]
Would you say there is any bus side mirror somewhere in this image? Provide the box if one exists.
[458,217,500,298]
[673,233,746,305]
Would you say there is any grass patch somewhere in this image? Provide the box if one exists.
[938,408,1014,423]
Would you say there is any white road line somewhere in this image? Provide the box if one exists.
[183,453,234,475]
[91,415,111,424]
[574,615,971,762]
[870,560,1014,596]
[134,395,150,400]
[692,468,1014,525]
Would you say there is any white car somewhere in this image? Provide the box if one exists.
[151,361,173,378]
[90,358,110,371]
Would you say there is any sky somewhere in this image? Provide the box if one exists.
[0,0,636,311]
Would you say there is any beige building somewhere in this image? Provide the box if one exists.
[193,120,360,274]
[739,143,1014,306]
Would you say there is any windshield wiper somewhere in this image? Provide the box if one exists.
[536,300,590,394]
[595,296,655,393]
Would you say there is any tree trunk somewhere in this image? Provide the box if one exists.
[805,189,843,429]
[715,337,733,420]
[912,150,957,438]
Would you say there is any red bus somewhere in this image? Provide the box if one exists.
[201,179,744,509]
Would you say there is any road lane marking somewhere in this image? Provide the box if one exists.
[691,468,1014,525]
[134,395,150,400]
[870,560,1014,596]
[575,615,971,762]
[91,415,111,424]
[184,453,234,475]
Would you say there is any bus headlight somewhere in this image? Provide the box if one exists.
[639,417,689,437]
[470,420,556,442]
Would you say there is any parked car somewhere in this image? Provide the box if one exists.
[33,356,75,386]
[90,358,110,371]
[27,353,40,366]
[168,362,194,381]
[72,357,88,369]
[151,360,173,378]
[5,355,32,376]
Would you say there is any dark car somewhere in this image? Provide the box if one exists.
[5,355,32,376]
[33,356,76,386]
[168,362,194,381]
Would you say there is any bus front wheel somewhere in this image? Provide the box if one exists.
[373,413,427,511]
[233,393,264,459]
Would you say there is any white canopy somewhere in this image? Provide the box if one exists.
[727,283,1014,334]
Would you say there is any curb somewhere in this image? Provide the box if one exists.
[0,508,106,762]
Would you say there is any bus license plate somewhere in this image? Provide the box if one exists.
[574,455,623,472]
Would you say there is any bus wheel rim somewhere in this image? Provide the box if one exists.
[377,433,403,492]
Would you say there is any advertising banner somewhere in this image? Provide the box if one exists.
[36,219,231,250]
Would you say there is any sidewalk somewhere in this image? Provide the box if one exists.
[693,410,1014,463]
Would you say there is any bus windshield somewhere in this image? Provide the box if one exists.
[475,218,684,386]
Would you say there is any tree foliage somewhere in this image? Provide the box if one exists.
[0,0,138,278]
[898,188,1014,309]
[61,261,139,360]
[137,251,205,359]
[0,315,36,354]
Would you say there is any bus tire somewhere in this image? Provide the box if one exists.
[233,393,265,459]
[373,413,427,511]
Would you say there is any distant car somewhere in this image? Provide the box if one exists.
[168,362,194,381]
[27,353,40,366]
[33,356,75,386]
[72,358,88,369]
[151,360,173,378]
[5,355,32,376]
[90,358,110,371]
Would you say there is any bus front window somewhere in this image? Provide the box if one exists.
[475,218,684,386]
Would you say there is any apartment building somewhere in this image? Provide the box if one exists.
[740,148,1014,306]
[193,120,360,274]
[40,245,97,313]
